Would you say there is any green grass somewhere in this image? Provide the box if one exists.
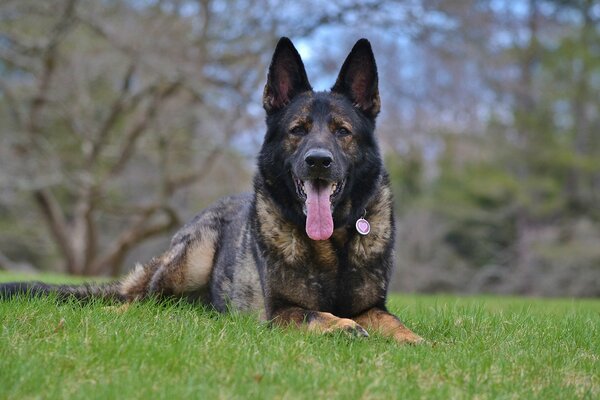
[0,272,598,399]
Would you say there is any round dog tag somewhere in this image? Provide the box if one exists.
[355,218,371,235]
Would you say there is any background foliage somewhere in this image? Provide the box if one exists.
[0,0,598,296]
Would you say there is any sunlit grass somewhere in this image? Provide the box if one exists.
[0,273,598,399]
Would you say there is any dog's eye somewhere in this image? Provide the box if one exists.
[290,126,307,136]
[336,127,351,137]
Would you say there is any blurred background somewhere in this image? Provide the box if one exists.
[0,0,598,297]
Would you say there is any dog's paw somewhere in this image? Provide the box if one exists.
[322,317,369,338]
[340,320,369,338]
[308,312,369,338]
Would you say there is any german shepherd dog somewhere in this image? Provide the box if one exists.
[1,38,423,344]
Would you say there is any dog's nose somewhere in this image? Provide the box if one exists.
[304,148,333,169]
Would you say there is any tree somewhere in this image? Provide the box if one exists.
[0,0,278,275]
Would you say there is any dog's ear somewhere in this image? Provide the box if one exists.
[331,39,380,119]
[263,37,312,114]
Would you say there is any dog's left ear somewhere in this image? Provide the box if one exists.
[263,37,312,114]
[331,39,380,119]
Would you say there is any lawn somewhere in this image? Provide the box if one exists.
[0,272,598,399]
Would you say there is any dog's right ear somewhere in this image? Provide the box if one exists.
[263,37,312,114]
[331,39,380,119]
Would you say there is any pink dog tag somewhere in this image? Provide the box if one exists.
[355,218,370,235]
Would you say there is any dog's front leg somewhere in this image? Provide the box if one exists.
[272,306,369,337]
[353,307,424,344]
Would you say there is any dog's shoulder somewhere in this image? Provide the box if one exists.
[348,173,395,265]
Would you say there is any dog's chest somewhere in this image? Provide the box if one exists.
[267,229,388,314]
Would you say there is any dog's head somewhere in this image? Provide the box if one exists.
[258,37,383,241]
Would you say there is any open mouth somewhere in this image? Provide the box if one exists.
[293,177,345,204]
[293,176,345,241]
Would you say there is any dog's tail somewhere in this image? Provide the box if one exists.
[0,280,124,302]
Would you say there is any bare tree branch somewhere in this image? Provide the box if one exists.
[33,188,77,273]
[105,80,181,179]
[27,0,78,137]
[85,62,137,167]
[76,12,139,59]
[71,186,99,274]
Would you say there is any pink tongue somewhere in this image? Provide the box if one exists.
[305,181,334,241]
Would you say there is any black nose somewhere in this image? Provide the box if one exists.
[304,148,333,169]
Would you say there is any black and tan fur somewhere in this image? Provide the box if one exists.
[1,38,422,344]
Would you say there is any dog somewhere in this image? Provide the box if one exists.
[0,38,423,344]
